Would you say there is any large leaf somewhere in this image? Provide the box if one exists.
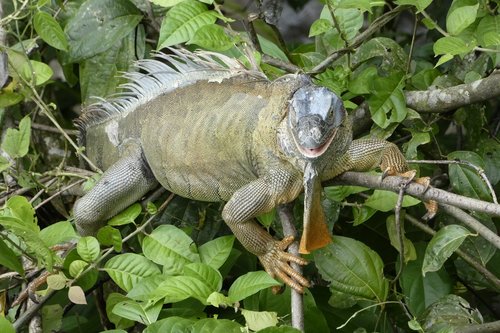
[364,190,420,212]
[33,11,68,51]
[142,225,200,275]
[400,243,453,317]
[184,262,222,292]
[76,236,100,262]
[103,253,161,292]
[188,24,234,51]
[143,317,195,333]
[228,271,280,303]
[65,0,142,61]
[386,215,417,263]
[476,15,500,47]
[199,235,234,269]
[106,293,135,329]
[422,225,474,275]
[448,151,492,201]
[419,295,483,332]
[241,309,278,331]
[367,71,407,129]
[39,221,77,247]
[314,236,388,307]
[152,275,214,304]
[191,318,243,332]
[112,299,163,325]
[158,0,217,48]
[446,0,479,36]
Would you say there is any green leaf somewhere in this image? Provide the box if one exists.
[256,327,302,333]
[0,92,24,108]
[149,0,185,7]
[112,299,163,325]
[320,7,363,42]
[324,185,368,202]
[77,236,100,262]
[153,275,213,304]
[108,203,142,226]
[188,24,233,51]
[433,36,475,56]
[367,71,407,129]
[158,0,217,48]
[353,38,407,73]
[20,60,53,86]
[364,190,420,212]
[446,0,479,36]
[41,304,63,333]
[400,243,453,317]
[309,19,332,37]
[0,238,24,274]
[228,271,280,303]
[106,293,135,329]
[65,0,142,61]
[206,291,231,308]
[184,262,222,292]
[127,275,166,301]
[143,317,195,333]
[1,116,31,158]
[348,66,377,95]
[47,273,68,290]
[435,53,454,67]
[97,226,123,252]
[448,151,492,201]
[103,253,161,292]
[40,221,77,247]
[33,11,68,51]
[314,236,388,306]
[386,215,417,263]
[241,309,278,331]
[191,318,243,332]
[394,0,432,12]
[422,225,474,275]
[476,15,500,47]
[0,316,15,333]
[69,259,88,278]
[419,295,482,332]
[199,235,234,269]
[142,225,200,275]
[404,131,430,159]
[352,205,376,226]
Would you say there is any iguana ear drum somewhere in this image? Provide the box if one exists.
[289,86,346,158]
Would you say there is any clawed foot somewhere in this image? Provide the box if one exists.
[259,236,310,293]
[382,167,437,220]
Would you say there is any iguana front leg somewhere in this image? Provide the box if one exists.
[330,139,437,218]
[221,168,310,293]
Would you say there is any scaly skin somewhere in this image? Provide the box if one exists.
[74,49,411,293]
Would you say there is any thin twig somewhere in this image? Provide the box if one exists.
[33,179,85,210]
[277,204,304,332]
[328,172,500,217]
[407,159,498,204]
[391,184,406,282]
[440,204,500,251]
[309,6,406,74]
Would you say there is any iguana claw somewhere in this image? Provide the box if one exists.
[259,236,310,294]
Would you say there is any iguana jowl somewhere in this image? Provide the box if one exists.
[74,48,410,293]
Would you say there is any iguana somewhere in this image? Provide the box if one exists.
[74,48,416,293]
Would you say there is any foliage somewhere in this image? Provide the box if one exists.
[1,0,499,332]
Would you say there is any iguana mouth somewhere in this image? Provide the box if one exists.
[296,128,338,159]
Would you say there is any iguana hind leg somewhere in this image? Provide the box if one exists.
[74,147,158,236]
[222,168,310,293]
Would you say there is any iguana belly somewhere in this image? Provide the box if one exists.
[140,80,271,202]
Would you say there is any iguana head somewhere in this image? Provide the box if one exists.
[288,86,346,159]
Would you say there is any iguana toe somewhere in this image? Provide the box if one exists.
[259,236,310,294]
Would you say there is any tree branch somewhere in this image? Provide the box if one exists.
[327,172,500,249]
[405,70,500,112]
[278,204,304,332]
